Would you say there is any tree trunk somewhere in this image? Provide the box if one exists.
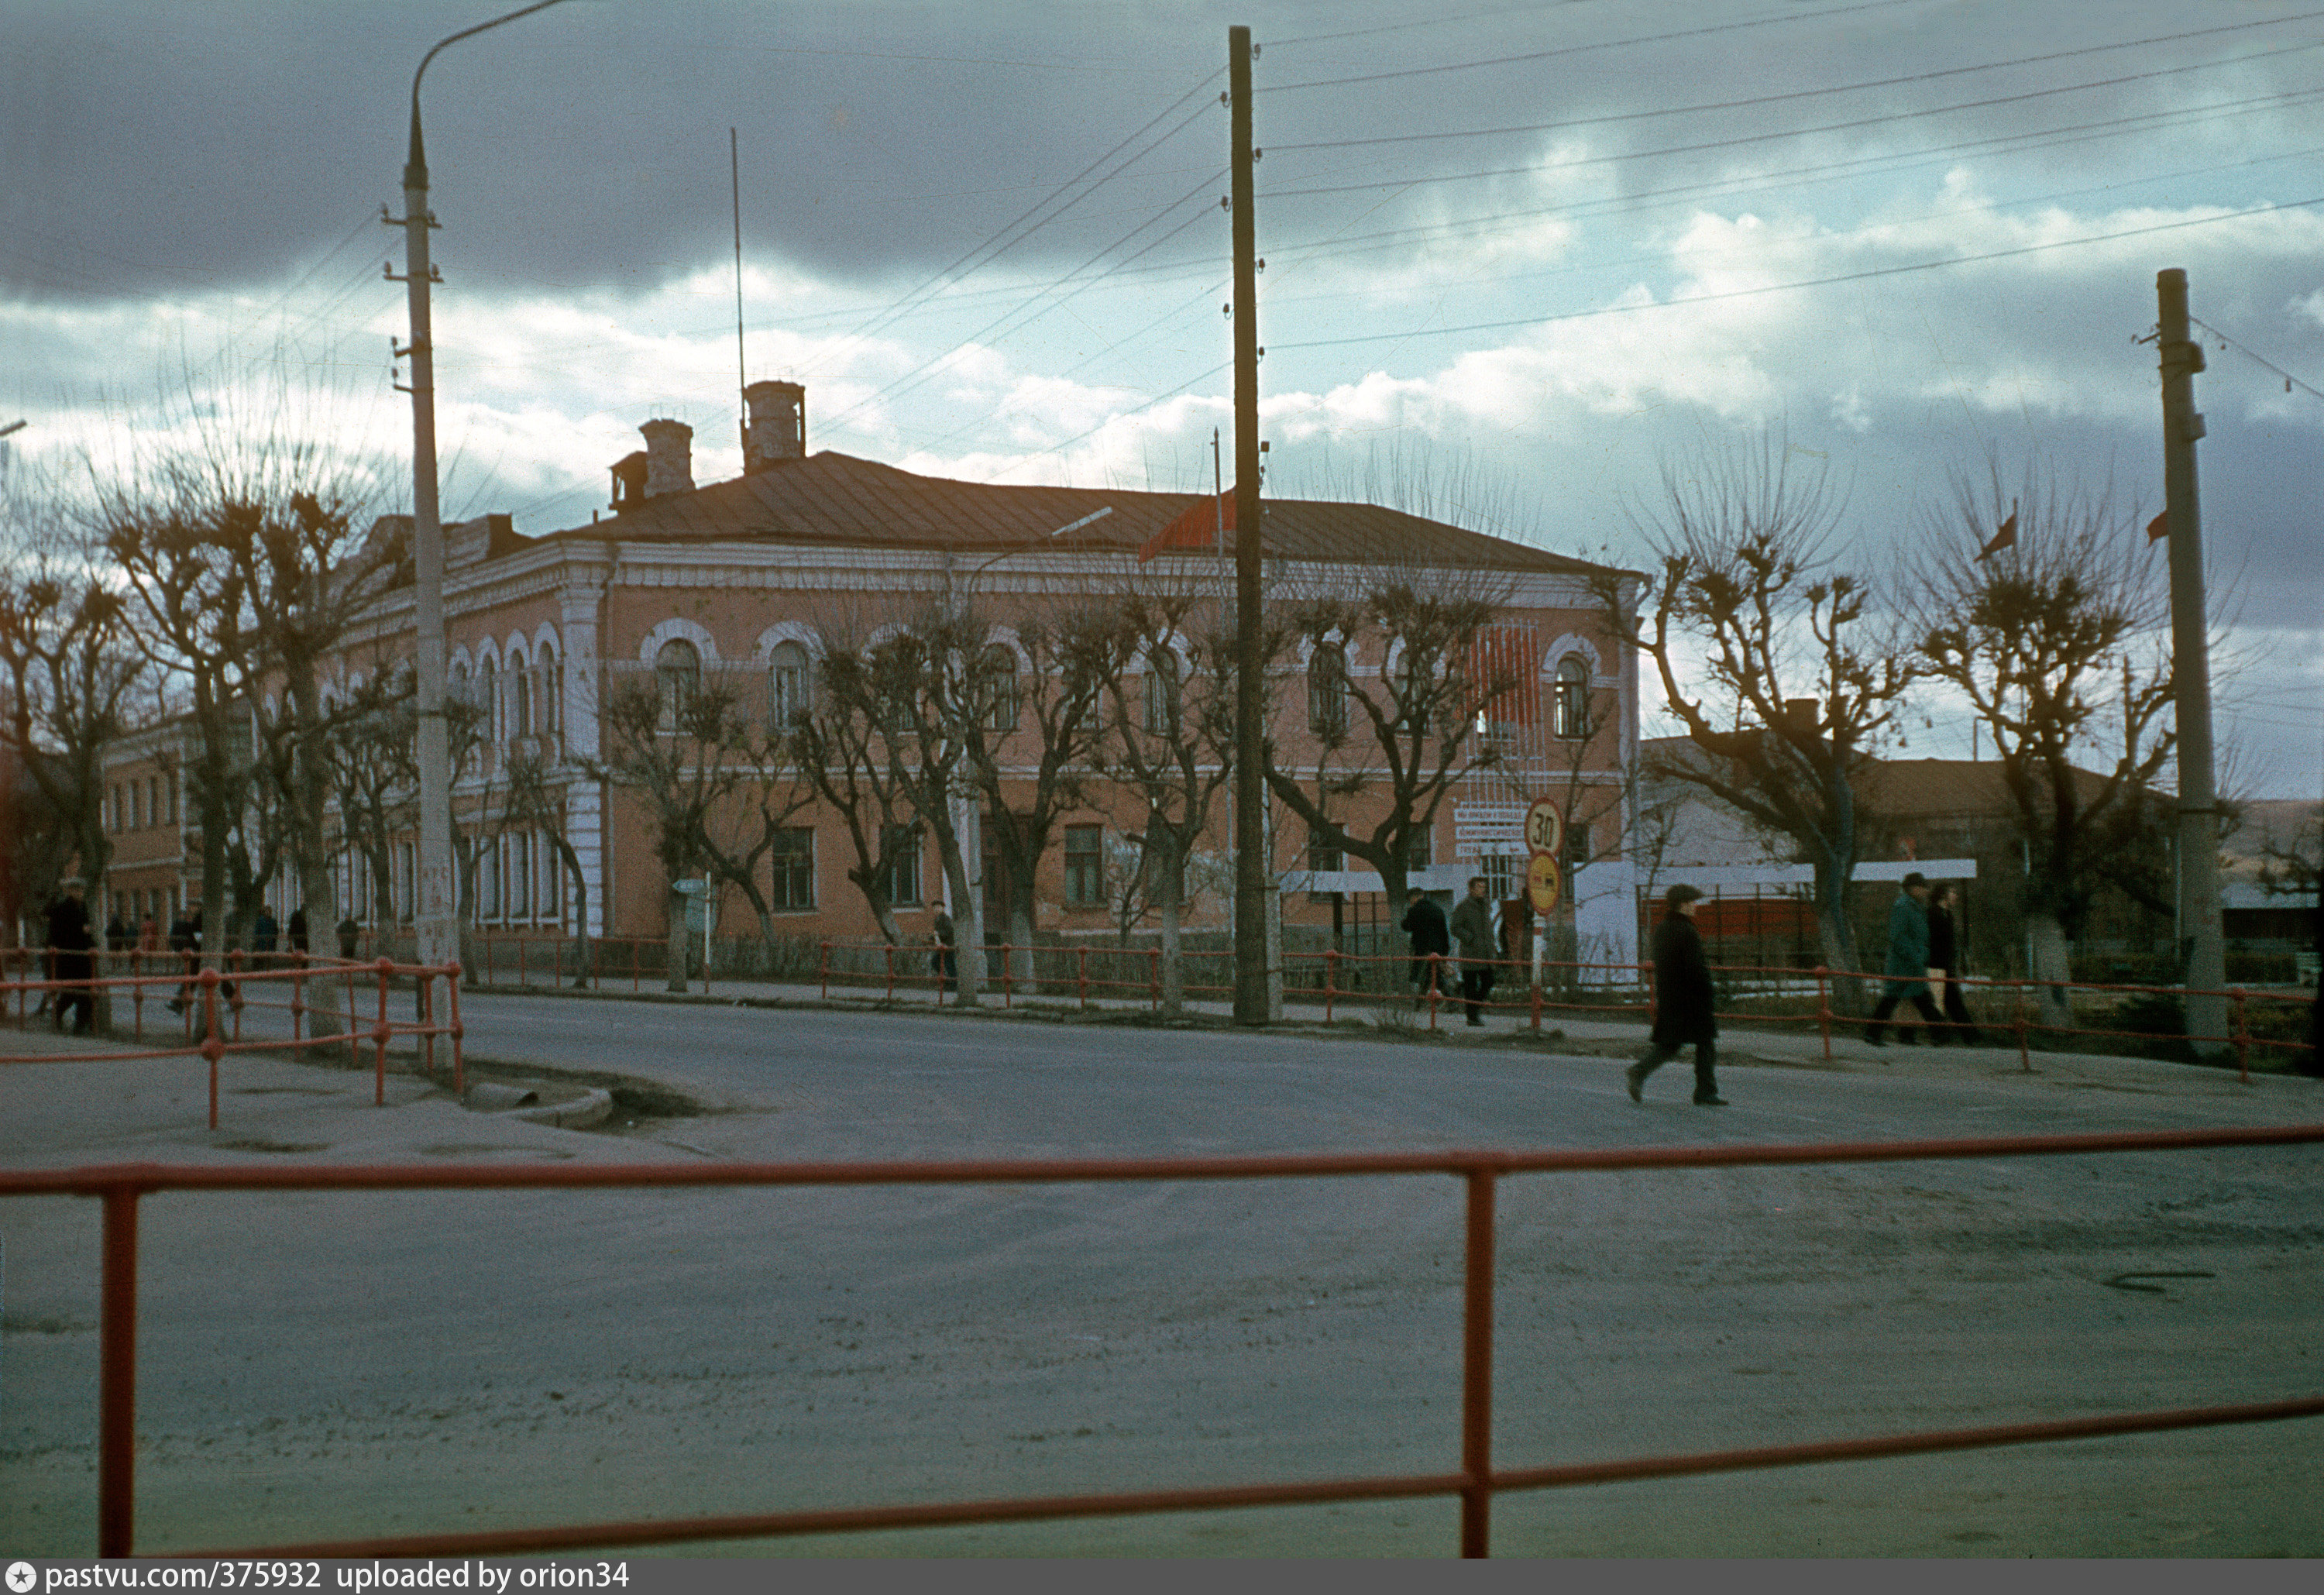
[1008,900,1038,995]
[2027,911,2074,1030]
[1159,889,1184,1016]
[936,840,983,1008]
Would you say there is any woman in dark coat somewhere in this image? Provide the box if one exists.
[1626,883,1725,1105]
[1926,883,1981,1046]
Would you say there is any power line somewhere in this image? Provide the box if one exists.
[2188,315,2324,404]
[1270,11,2324,152]
[1271,197,2324,352]
[1267,39,2324,199]
[1263,0,1937,88]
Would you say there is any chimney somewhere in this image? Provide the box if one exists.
[639,418,694,497]
[610,452,648,515]
[742,380,805,473]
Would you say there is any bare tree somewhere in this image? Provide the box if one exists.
[789,622,928,947]
[1078,581,1236,1013]
[1594,433,1913,1005]
[583,665,758,992]
[1265,565,1522,906]
[1910,467,2175,1023]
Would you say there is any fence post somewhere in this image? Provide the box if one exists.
[449,961,465,1096]
[2015,981,2033,1074]
[1078,946,1090,1009]
[1003,944,1015,1009]
[420,968,435,1079]
[1529,975,1540,1033]
[1325,949,1338,1023]
[228,947,245,1041]
[820,941,830,1002]
[200,970,223,1132]
[1816,966,1832,1061]
[1428,954,1442,1030]
[374,956,393,1107]
[98,1184,141,1559]
[1460,1166,1497,1559]
[290,951,305,1043]
[1150,947,1160,1011]
[2232,986,2250,1085]
[886,942,896,1003]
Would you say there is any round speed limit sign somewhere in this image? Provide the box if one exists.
[1524,799,1563,861]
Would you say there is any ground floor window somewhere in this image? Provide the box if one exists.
[884,823,923,906]
[1065,824,1105,907]
[771,827,816,909]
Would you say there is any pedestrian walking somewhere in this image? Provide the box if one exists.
[1926,883,1982,1046]
[337,913,361,961]
[1401,886,1449,1008]
[1448,875,1500,1027]
[286,906,309,954]
[45,878,97,1035]
[1626,884,1726,1106]
[253,907,279,958]
[167,904,201,1016]
[1865,871,1944,1047]
[930,907,957,999]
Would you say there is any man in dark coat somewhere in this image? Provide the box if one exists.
[1865,871,1944,1047]
[46,878,97,1035]
[1448,875,1501,1026]
[1626,883,1724,1105]
[1401,887,1449,1007]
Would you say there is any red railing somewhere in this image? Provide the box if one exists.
[5,1122,2319,1558]
[3,953,467,1124]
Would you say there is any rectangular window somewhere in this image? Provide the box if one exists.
[167,777,178,826]
[397,842,415,924]
[884,823,923,906]
[1483,855,1514,900]
[480,837,500,920]
[1404,823,1432,873]
[149,778,160,829]
[1064,823,1105,908]
[129,783,142,831]
[769,827,816,910]
[513,833,532,923]
[1565,823,1593,875]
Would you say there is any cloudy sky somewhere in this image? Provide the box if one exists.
[5,0,2319,794]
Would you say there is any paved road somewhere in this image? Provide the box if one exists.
[3,996,2320,1558]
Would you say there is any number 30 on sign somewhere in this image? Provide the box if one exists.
[1523,799,1563,859]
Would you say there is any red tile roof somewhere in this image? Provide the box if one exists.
[529,451,1614,577]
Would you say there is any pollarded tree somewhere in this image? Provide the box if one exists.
[1593,433,1914,1004]
[1910,468,2174,1025]
[1075,580,1237,1015]
[1264,565,1523,907]
[789,620,929,948]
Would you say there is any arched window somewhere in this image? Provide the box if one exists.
[978,644,1019,731]
[537,644,559,737]
[512,654,533,738]
[656,638,701,727]
[1552,654,1591,740]
[1307,644,1348,737]
[478,657,498,742]
[1143,648,1181,735]
[769,641,810,728]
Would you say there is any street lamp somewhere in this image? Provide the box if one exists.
[392,0,572,971]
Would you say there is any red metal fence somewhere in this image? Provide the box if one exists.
[2,952,466,1122]
[5,1122,2320,1559]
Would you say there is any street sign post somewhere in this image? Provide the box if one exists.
[1524,799,1563,985]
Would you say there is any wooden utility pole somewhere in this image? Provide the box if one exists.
[1229,23,1270,1024]
[2156,266,2227,1052]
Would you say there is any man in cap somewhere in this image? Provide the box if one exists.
[1865,871,1943,1047]
[46,877,97,1035]
[1626,883,1725,1105]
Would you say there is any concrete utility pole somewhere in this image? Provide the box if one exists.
[394,0,572,973]
[2156,266,2227,1053]
[1229,24,1270,1025]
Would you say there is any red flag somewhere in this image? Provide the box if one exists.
[1975,508,2018,561]
[2146,512,2169,542]
[1137,491,1233,562]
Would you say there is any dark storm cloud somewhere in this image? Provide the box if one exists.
[14,0,2320,306]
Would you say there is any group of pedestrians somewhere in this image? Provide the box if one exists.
[1865,871,1980,1048]
[1398,876,1502,1027]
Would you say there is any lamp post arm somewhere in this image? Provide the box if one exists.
[408,0,575,183]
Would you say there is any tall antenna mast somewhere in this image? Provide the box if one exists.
[732,126,748,462]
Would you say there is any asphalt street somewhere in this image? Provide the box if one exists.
[3,993,2320,1557]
